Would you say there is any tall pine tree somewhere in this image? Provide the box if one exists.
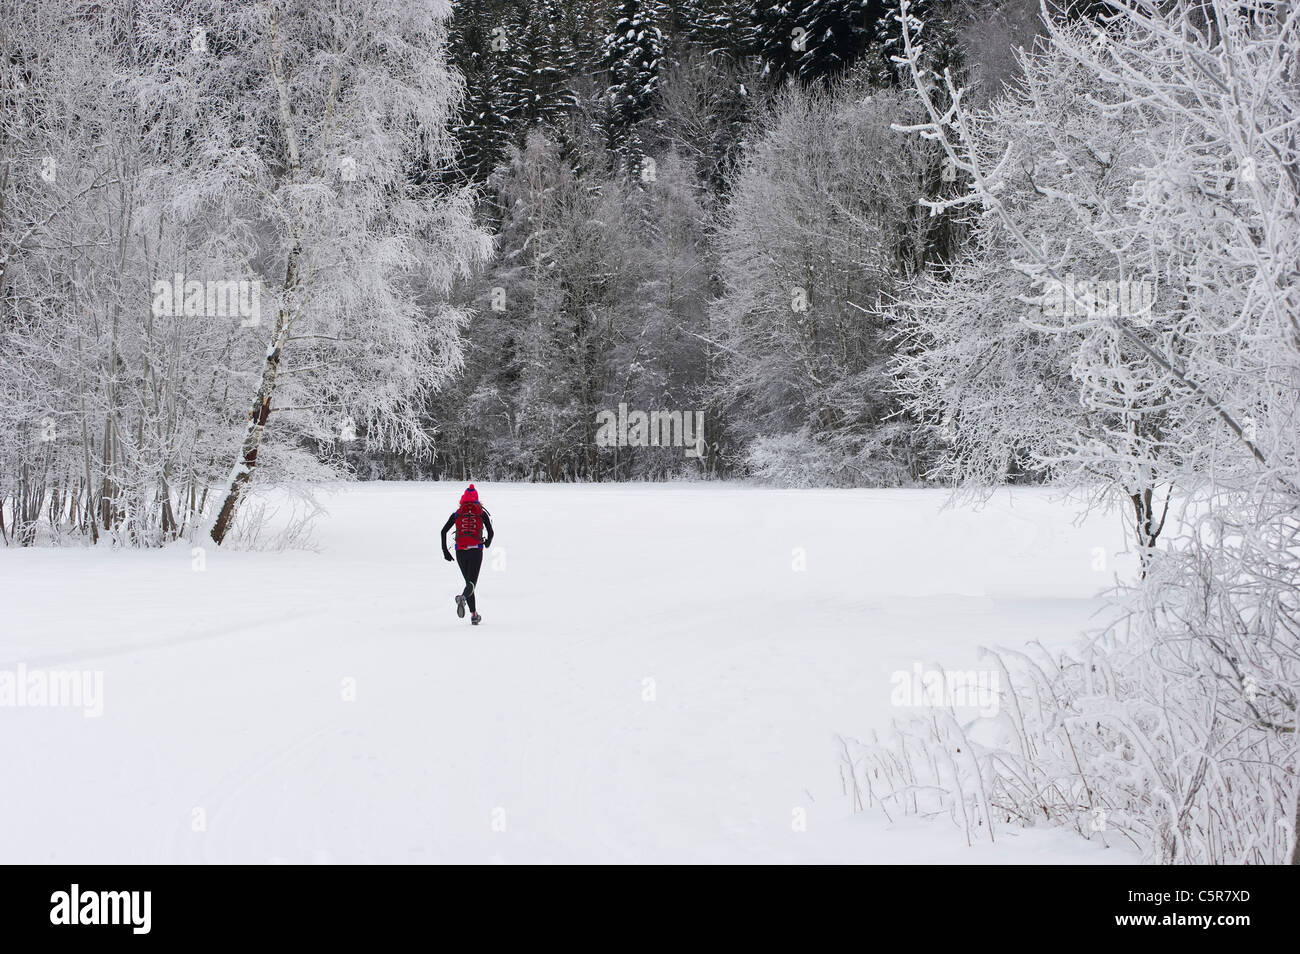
[603,0,666,161]
[447,0,514,183]
[499,0,580,132]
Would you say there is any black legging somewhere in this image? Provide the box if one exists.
[456,547,483,613]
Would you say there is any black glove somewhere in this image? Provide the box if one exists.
[443,549,453,562]
[483,537,492,548]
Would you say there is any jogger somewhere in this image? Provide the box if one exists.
[441,483,493,624]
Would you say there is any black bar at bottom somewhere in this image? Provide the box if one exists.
[1,863,1277,942]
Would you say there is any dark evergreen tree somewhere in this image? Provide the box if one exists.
[747,1,807,82]
[499,0,580,133]
[748,0,892,85]
[794,0,884,82]
[603,0,666,160]
[447,0,515,183]
[681,0,754,61]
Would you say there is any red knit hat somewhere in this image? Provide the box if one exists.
[460,484,479,505]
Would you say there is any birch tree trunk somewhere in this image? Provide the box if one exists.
[209,10,304,546]
[209,246,299,545]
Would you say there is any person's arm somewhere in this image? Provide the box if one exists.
[440,512,456,560]
[481,509,494,548]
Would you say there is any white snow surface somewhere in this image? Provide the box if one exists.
[0,482,1140,863]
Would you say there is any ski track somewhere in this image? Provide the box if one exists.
[0,482,1138,863]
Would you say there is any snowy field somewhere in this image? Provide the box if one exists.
[0,482,1141,863]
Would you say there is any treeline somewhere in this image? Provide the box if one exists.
[0,0,1051,549]
[406,0,1041,482]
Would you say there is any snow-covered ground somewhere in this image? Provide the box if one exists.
[0,482,1140,863]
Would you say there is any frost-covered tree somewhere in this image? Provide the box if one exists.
[603,151,717,477]
[124,0,489,544]
[894,41,1185,560]
[653,48,761,195]
[954,0,1045,100]
[0,0,197,546]
[711,82,941,484]
[429,127,719,481]
[435,131,630,480]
